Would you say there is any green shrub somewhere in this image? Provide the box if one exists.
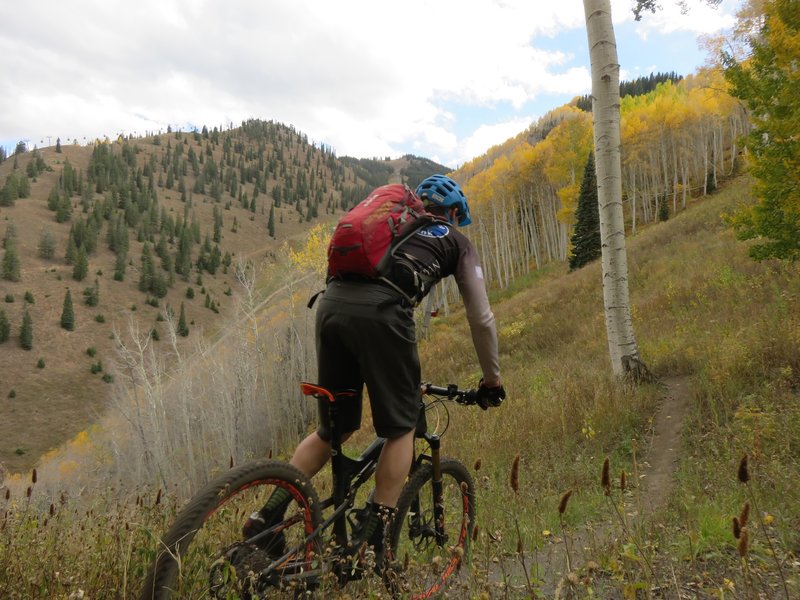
[36,358,45,368]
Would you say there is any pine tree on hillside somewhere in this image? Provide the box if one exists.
[38,229,56,259]
[139,243,154,293]
[20,308,33,350]
[268,204,276,238]
[3,221,16,249]
[73,246,89,281]
[177,302,189,337]
[60,289,75,331]
[64,234,77,265]
[568,152,601,271]
[0,308,10,343]
[113,249,127,281]
[84,278,100,307]
[2,240,21,282]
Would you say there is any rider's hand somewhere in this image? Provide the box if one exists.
[475,379,505,410]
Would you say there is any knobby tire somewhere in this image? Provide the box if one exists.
[139,459,322,600]
[384,458,475,599]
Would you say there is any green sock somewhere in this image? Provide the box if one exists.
[261,486,291,517]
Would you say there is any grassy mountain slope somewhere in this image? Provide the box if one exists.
[0,125,446,474]
[2,174,798,598]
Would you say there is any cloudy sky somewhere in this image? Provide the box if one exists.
[0,0,740,168]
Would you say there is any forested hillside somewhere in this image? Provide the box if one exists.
[0,121,443,473]
[451,69,748,289]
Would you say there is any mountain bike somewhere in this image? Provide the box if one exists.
[140,382,479,599]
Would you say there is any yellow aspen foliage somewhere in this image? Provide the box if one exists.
[286,223,333,276]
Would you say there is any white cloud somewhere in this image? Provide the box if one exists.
[453,117,536,167]
[0,0,742,164]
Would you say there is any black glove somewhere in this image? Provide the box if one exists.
[475,380,505,410]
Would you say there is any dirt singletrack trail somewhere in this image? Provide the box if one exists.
[638,375,693,513]
[523,375,694,598]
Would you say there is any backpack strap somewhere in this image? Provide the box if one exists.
[307,288,325,309]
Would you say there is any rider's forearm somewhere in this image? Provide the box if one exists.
[456,246,501,384]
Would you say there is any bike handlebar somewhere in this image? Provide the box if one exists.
[422,383,479,406]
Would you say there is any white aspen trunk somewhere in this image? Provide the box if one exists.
[525,193,542,269]
[681,158,688,209]
[491,202,505,288]
[629,164,637,235]
[701,120,709,195]
[583,0,646,378]
[671,135,679,214]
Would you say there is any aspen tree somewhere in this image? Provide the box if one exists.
[583,0,648,378]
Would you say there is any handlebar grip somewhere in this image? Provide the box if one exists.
[461,389,479,406]
[422,383,481,406]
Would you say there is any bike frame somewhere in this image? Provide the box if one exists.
[256,382,469,581]
[299,382,456,554]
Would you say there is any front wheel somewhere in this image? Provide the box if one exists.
[384,458,475,599]
[139,459,323,600]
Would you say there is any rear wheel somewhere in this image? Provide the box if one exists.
[384,458,475,598]
[140,460,322,600]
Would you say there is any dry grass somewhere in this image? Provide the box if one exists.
[2,175,799,597]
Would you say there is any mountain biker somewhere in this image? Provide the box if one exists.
[244,174,504,563]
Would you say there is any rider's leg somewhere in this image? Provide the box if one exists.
[373,429,414,507]
[348,428,413,558]
[290,430,338,477]
[243,430,352,546]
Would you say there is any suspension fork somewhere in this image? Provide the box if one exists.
[423,432,445,546]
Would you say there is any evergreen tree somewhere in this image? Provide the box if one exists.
[60,289,75,331]
[212,205,222,243]
[113,249,127,281]
[20,308,33,350]
[268,204,275,238]
[47,186,60,211]
[56,137,62,153]
[55,195,72,223]
[568,152,601,271]
[177,302,189,337]
[175,227,192,277]
[38,229,56,259]
[73,245,89,281]
[84,279,100,306]
[139,243,154,293]
[64,233,77,265]
[0,308,10,343]
[658,197,669,222]
[2,240,21,281]
[3,221,16,248]
[0,173,20,206]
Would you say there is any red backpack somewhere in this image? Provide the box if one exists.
[327,184,432,280]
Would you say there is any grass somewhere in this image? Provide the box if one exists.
[2,175,800,597]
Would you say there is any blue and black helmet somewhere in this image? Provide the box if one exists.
[415,174,471,226]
